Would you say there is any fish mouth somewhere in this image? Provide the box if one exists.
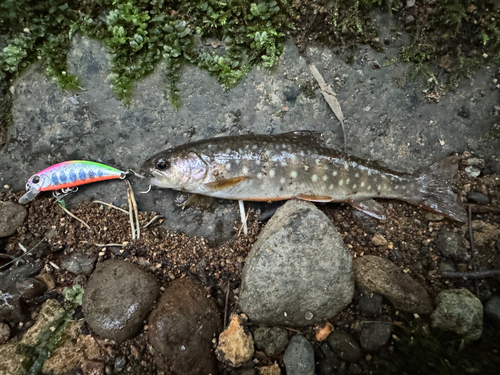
[19,189,40,204]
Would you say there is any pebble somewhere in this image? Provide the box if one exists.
[258,363,281,375]
[359,321,392,351]
[217,314,254,367]
[327,329,362,362]
[349,363,362,374]
[283,334,315,375]
[16,277,47,299]
[61,251,98,275]
[0,322,10,344]
[431,289,483,341]
[253,326,288,357]
[424,213,444,221]
[316,342,341,375]
[83,260,160,342]
[353,256,433,314]
[467,191,490,205]
[468,221,500,247]
[484,295,500,327]
[239,201,354,326]
[438,259,456,273]
[149,278,221,374]
[39,273,56,290]
[315,322,334,341]
[357,293,383,317]
[463,158,485,167]
[371,234,388,246]
[113,356,126,373]
[435,229,470,262]
[0,202,27,237]
[465,166,481,178]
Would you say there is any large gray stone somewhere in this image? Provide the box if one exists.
[0,202,27,237]
[431,288,483,341]
[283,335,314,375]
[148,278,222,375]
[353,255,433,314]
[239,200,354,326]
[82,260,160,342]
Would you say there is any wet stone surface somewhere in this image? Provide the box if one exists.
[82,259,160,342]
[283,334,315,375]
[253,326,289,357]
[0,202,27,238]
[327,329,362,362]
[359,320,392,351]
[357,292,384,317]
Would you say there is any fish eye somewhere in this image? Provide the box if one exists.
[156,158,169,171]
[32,175,41,184]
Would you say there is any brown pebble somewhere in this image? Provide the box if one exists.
[38,273,56,290]
[315,322,334,341]
[372,234,388,246]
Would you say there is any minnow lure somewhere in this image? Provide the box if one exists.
[19,161,129,204]
[142,131,467,222]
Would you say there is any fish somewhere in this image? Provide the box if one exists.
[142,131,467,222]
[19,161,127,204]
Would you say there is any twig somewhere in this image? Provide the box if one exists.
[95,243,128,247]
[464,203,500,214]
[93,200,129,214]
[143,215,164,228]
[441,269,500,279]
[128,180,140,240]
[224,281,230,328]
[238,200,248,236]
[59,203,92,232]
[126,181,136,240]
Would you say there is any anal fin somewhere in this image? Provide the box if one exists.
[204,176,249,191]
[350,199,386,220]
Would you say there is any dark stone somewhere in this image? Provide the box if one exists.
[16,277,47,299]
[458,106,470,119]
[0,201,27,237]
[327,329,362,362]
[316,342,342,375]
[61,251,98,275]
[82,260,160,342]
[349,363,362,374]
[357,293,383,317]
[113,356,126,374]
[485,295,500,327]
[467,191,490,205]
[359,321,392,351]
[284,86,300,103]
[253,326,289,357]
[435,229,471,263]
[148,278,222,375]
[283,334,315,375]
[351,210,378,235]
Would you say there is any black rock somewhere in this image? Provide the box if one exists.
[359,321,392,351]
[316,342,342,375]
[467,191,490,205]
[0,201,27,237]
[357,293,383,317]
[485,295,500,327]
[435,229,471,262]
[16,277,47,299]
[253,326,289,357]
[327,329,362,362]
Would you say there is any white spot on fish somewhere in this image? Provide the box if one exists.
[312,174,318,182]
[226,163,231,170]
[280,177,286,184]
[245,145,249,149]
[242,167,249,174]
[290,154,297,161]
[355,173,359,178]
[282,144,287,148]
[346,178,350,185]
[329,184,334,189]
[265,150,271,156]
[235,159,240,165]
[257,173,263,179]
[377,185,382,190]
[290,171,298,178]
[344,162,349,170]
[353,184,357,189]
[395,185,399,189]
[339,180,344,186]
[360,182,365,187]
[255,159,261,165]
[315,159,321,165]
[382,175,387,179]
[252,145,258,150]
[281,161,287,167]
[304,165,309,171]
[300,182,306,188]
[300,151,305,157]
[226,148,231,154]
[368,170,372,176]
[332,171,338,176]
[239,148,243,154]
[367,185,372,190]
[322,175,328,181]
[387,186,391,191]
[269,169,275,178]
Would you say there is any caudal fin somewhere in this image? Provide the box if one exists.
[412,156,467,222]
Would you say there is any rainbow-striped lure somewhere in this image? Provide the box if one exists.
[19,161,128,204]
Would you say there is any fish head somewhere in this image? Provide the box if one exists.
[19,173,49,204]
[142,150,208,191]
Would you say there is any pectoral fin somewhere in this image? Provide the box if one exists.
[182,194,213,210]
[296,193,333,203]
[204,176,249,191]
[350,199,386,220]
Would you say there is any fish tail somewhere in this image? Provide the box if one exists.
[411,156,467,222]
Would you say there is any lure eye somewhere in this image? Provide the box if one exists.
[32,175,41,184]
[156,158,169,171]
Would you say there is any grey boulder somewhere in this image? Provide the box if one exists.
[0,202,27,237]
[239,200,354,326]
[82,260,160,342]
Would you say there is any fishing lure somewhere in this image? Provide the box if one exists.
[19,161,137,204]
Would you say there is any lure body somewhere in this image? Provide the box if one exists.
[19,161,125,204]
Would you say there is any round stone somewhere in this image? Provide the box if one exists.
[0,202,27,237]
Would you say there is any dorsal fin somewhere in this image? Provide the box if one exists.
[281,131,325,146]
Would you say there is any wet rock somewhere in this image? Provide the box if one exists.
[61,251,98,275]
[217,314,254,367]
[259,363,281,375]
[0,201,27,237]
[353,256,433,314]
[484,295,500,327]
[431,289,483,341]
[359,321,392,351]
[357,293,383,317]
[83,260,160,342]
[0,322,10,344]
[16,277,47,299]
[435,229,471,262]
[148,278,222,374]
[327,329,362,362]
[351,210,378,235]
[254,326,288,357]
[465,166,481,178]
[240,201,354,326]
[316,342,342,375]
[372,234,388,246]
[283,334,314,375]
[467,191,490,205]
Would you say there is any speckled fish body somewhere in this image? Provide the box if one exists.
[143,131,466,221]
[19,161,125,204]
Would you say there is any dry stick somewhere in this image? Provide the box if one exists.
[59,203,92,232]
[238,200,248,236]
[441,269,500,279]
[127,180,140,240]
[93,200,129,214]
[224,281,230,329]
[95,243,127,247]
[143,215,164,229]
[465,203,500,214]
[126,181,136,240]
